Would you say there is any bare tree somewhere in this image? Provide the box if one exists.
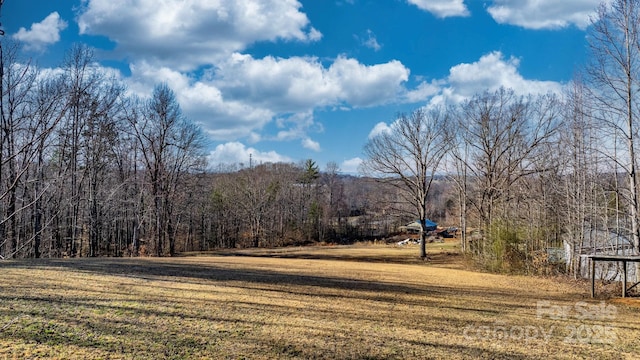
[29,75,68,258]
[446,141,470,253]
[130,83,205,256]
[452,89,560,271]
[321,161,347,239]
[586,0,640,254]
[82,80,123,257]
[231,165,281,247]
[0,40,37,257]
[57,44,101,256]
[362,107,451,259]
[458,90,559,227]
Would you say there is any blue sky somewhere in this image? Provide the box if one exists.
[3,0,600,173]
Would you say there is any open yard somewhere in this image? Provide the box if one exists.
[0,242,638,359]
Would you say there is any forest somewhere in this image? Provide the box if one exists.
[0,41,421,259]
[1,1,640,279]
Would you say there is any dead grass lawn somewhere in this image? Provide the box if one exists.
[0,242,638,359]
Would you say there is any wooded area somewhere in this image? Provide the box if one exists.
[1,0,640,278]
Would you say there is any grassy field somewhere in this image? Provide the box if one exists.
[0,241,638,359]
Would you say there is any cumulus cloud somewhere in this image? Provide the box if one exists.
[214,54,338,112]
[208,142,292,166]
[407,0,470,18]
[327,57,409,107]
[366,50,564,144]
[126,61,274,140]
[75,0,569,167]
[308,27,323,41]
[216,53,410,111]
[74,0,429,154]
[428,51,563,106]
[77,0,321,70]
[125,53,412,143]
[273,111,320,142]
[341,157,363,175]
[487,0,602,30]
[12,12,68,51]
[302,138,321,151]
[403,80,442,103]
[368,122,392,139]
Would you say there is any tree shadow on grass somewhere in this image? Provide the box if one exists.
[205,246,464,267]
[0,258,630,359]
[2,257,573,309]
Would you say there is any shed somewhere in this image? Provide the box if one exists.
[400,219,437,233]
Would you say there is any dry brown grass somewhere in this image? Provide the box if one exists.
[0,241,638,359]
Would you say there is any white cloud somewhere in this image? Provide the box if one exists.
[403,80,441,103]
[75,0,422,152]
[362,29,382,51]
[273,111,321,143]
[123,54,411,143]
[341,157,363,175]
[429,51,563,106]
[12,12,68,51]
[129,46,561,162]
[247,132,262,144]
[302,138,321,152]
[308,27,323,41]
[327,57,409,107]
[407,0,470,18]
[368,122,392,139]
[126,61,274,140]
[208,142,292,166]
[487,0,602,30]
[215,54,338,112]
[366,50,564,145]
[216,53,410,111]
[77,0,321,70]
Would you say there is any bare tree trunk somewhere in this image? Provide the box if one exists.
[130,84,205,257]
[362,108,452,260]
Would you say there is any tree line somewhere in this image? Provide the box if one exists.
[363,0,640,275]
[0,39,413,258]
[0,42,207,257]
[2,1,640,279]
